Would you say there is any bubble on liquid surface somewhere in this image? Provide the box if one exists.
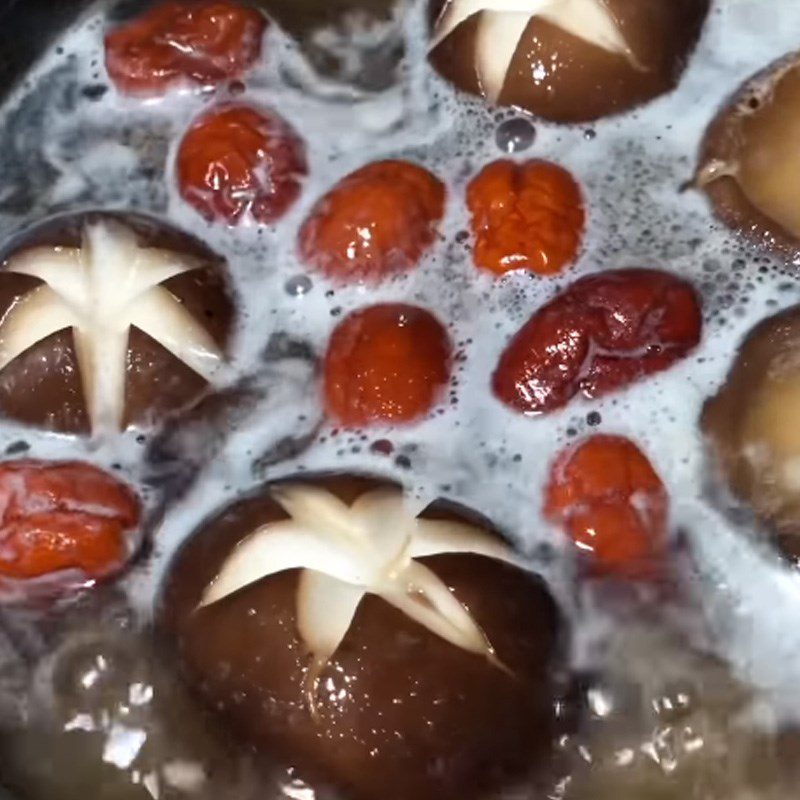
[494,117,536,154]
[284,274,313,296]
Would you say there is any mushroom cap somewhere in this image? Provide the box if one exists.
[158,474,569,800]
[0,212,234,434]
[698,51,800,260]
[429,0,710,123]
[702,305,800,563]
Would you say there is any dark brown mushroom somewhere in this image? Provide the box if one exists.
[697,51,800,258]
[158,474,569,800]
[0,212,234,435]
[428,0,710,124]
[702,305,800,563]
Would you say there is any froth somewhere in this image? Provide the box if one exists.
[0,0,800,759]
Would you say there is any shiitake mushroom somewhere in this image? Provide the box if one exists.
[0,212,234,435]
[428,0,710,123]
[702,305,800,563]
[698,51,800,259]
[158,474,571,800]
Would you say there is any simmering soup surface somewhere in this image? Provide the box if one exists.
[2,1,800,798]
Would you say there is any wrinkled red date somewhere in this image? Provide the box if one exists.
[544,434,669,580]
[177,104,308,225]
[0,460,140,583]
[492,269,702,414]
[105,0,267,96]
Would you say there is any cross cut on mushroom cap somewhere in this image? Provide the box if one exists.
[200,484,521,710]
[430,0,641,102]
[0,219,225,435]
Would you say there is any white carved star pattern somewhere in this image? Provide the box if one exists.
[430,0,639,102]
[200,485,519,710]
[0,220,224,434]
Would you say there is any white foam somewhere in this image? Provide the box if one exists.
[1,0,800,790]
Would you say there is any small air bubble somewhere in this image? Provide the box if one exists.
[583,129,596,140]
[5,440,30,455]
[495,117,536,154]
[284,275,313,297]
[81,84,108,101]
[587,411,602,426]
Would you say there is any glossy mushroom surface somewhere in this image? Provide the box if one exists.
[0,213,234,435]
[159,474,568,800]
[698,52,800,258]
[429,0,710,123]
[702,305,800,562]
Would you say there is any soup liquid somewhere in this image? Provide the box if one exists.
[2,1,800,798]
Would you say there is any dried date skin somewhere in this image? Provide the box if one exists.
[493,269,702,414]
[177,105,308,225]
[299,160,445,283]
[0,460,140,583]
[105,0,267,96]
[466,159,584,276]
[545,435,668,579]
[323,303,452,425]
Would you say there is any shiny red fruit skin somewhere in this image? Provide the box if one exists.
[298,160,446,284]
[323,303,452,426]
[105,0,267,96]
[467,159,585,276]
[544,434,668,580]
[177,104,308,225]
[493,269,702,414]
[0,461,140,582]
